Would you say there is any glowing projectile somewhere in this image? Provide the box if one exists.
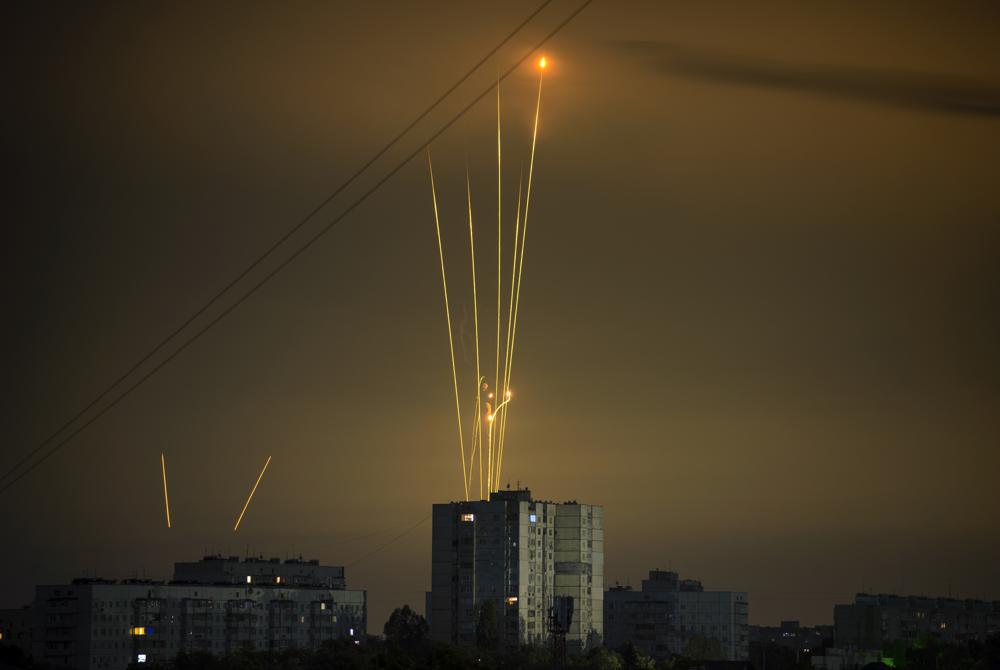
[539,56,548,70]
[233,455,272,532]
[429,153,470,501]
[160,453,171,529]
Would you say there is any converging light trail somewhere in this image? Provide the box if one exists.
[234,455,272,532]
[429,55,553,499]
[493,77,503,494]
[428,154,470,502]
[496,175,522,492]
[160,453,171,529]
[467,171,484,501]
[496,59,545,488]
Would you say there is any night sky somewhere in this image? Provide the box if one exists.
[3,1,999,633]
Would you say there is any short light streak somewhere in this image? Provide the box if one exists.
[467,172,484,501]
[428,154,470,502]
[497,63,544,488]
[488,396,512,489]
[466,378,485,495]
[234,455,272,532]
[160,453,171,529]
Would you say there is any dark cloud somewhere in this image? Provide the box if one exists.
[612,40,1000,117]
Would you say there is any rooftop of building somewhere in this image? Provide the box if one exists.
[849,593,1000,609]
[193,554,323,566]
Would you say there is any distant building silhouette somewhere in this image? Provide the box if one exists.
[834,592,1000,649]
[0,605,34,656]
[26,555,365,670]
[750,619,833,654]
[604,569,749,660]
[428,488,604,652]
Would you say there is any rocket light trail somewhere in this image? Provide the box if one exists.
[496,61,545,489]
[233,455,272,532]
[429,154,470,502]
[496,174,523,492]
[466,172,483,501]
[494,77,503,496]
[160,453,171,529]
[488,396,513,490]
[466,375,486,495]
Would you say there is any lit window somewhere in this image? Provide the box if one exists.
[940,623,947,630]
[320,603,327,611]
[461,513,475,522]
[275,576,282,584]
[246,576,252,584]
[505,597,518,605]
[529,514,537,523]
[130,627,146,636]
[349,628,355,636]
[137,654,147,663]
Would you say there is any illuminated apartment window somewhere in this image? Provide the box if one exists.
[275,576,282,584]
[246,576,252,584]
[529,514,537,523]
[130,627,146,637]
[505,597,518,605]
[320,603,327,611]
[460,513,475,522]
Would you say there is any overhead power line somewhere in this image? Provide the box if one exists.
[0,0,554,492]
[0,0,594,498]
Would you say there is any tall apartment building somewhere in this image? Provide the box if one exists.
[605,570,749,661]
[834,593,1000,649]
[31,556,366,670]
[429,489,603,652]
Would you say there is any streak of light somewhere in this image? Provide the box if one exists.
[488,397,513,489]
[467,171,484,501]
[494,77,503,494]
[160,453,171,529]
[429,153,469,502]
[467,389,484,495]
[234,455,272,532]
[497,65,544,488]
[496,173,523,491]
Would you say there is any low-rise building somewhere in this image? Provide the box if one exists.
[605,570,749,661]
[751,620,833,654]
[31,556,365,670]
[834,593,1000,649]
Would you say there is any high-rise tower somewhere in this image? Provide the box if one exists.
[429,489,603,652]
